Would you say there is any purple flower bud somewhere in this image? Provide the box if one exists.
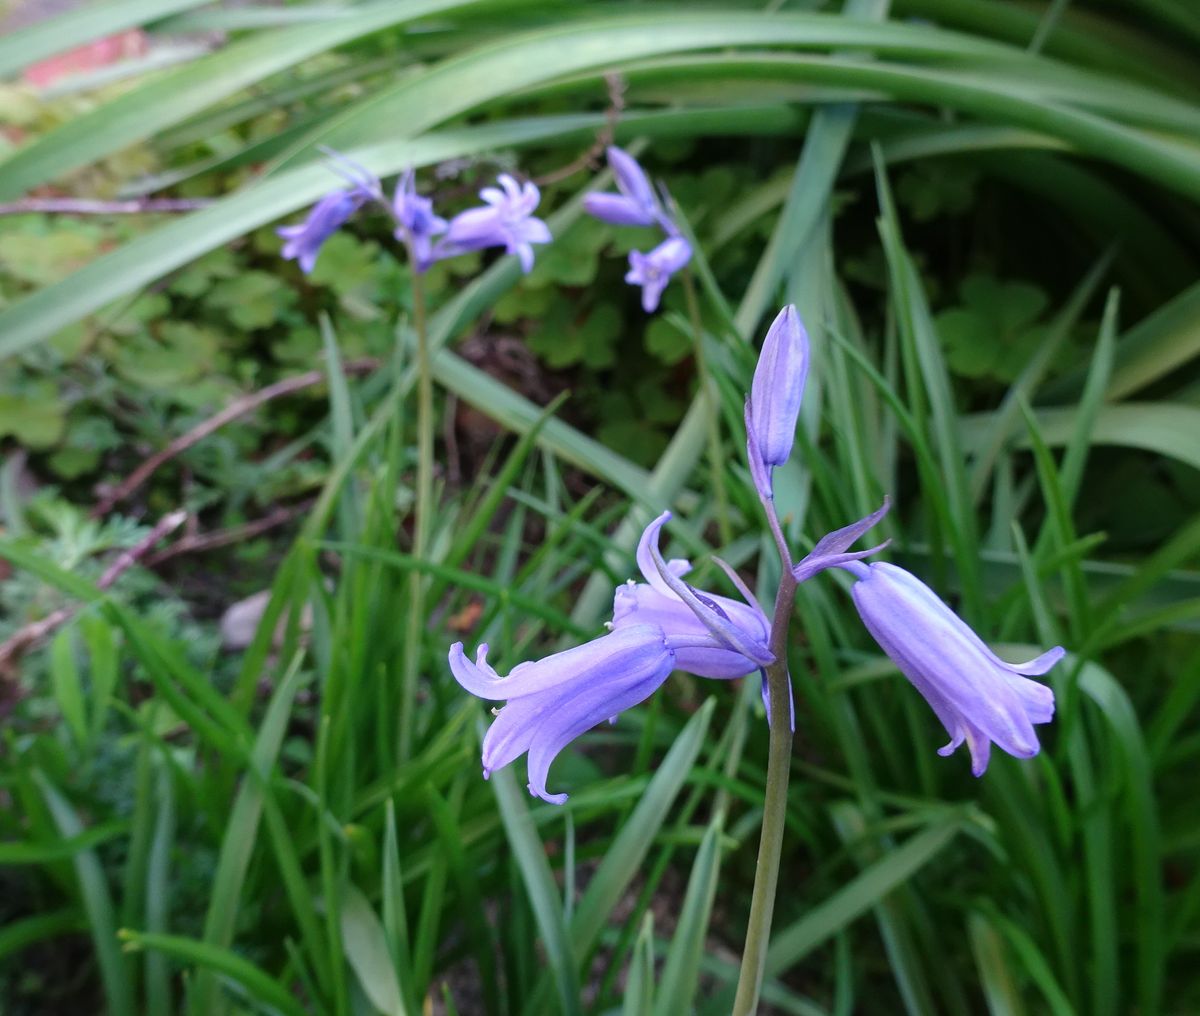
[392,168,447,272]
[583,192,657,228]
[748,305,809,476]
[583,146,662,228]
[625,236,692,313]
[846,561,1061,775]
[449,624,676,804]
[277,189,364,274]
[611,512,771,678]
[433,173,552,273]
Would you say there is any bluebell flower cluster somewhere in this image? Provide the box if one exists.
[277,155,551,276]
[584,146,693,312]
[450,301,1063,803]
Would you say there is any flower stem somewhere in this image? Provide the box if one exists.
[400,256,433,761]
[681,268,732,547]
[731,567,797,1015]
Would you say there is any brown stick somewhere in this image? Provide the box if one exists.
[92,357,379,517]
[532,73,626,187]
[145,501,312,566]
[0,197,213,216]
[0,510,188,672]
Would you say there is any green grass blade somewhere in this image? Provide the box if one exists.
[0,910,87,962]
[80,614,119,749]
[622,914,656,1016]
[144,762,175,1016]
[1058,288,1119,508]
[961,402,1200,473]
[571,698,714,962]
[122,931,308,1016]
[968,913,1028,1016]
[0,0,478,198]
[49,627,87,747]
[341,884,407,1016]
[486,719,581,1016]
[765,818,960,975]
[0,821,128,864]
[652,820,722,1016]
[193,651,308,1014]
[33,770,132,1015]
[382,800,415,1012]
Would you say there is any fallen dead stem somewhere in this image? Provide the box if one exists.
[91,357,379,517]
[0,510,188,675]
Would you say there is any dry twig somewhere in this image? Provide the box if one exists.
[0,198,213,216]
[0,510,188,674]
[145,501,312,566]
[92,357,379,517]
[533,73,626,186]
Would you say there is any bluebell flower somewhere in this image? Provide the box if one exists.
[433,173,551,273]
[277,189,366,274]
[612,511,771,677]
[625,236,692,313]
[844,559,1061,775]
[583,146,665,229]
[449,624,676,804]
[746,305,809,496]
[392,168,446,272]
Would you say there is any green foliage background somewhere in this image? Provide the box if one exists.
[1,1,1199,1013]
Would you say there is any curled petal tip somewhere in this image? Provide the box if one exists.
[528,783,569,806]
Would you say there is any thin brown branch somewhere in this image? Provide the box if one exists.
[0,510,188,674]
[92,357,379,517]
[532,73,626,187]
[0,197,214,216]
[145,501,312,566]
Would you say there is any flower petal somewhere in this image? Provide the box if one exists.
[607,146,657,211]
[524,652,674,803]
[584,192,657,227]
[641,514,774,666]
[449,625,666,700]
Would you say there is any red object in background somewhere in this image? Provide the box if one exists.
[23,29,147,87]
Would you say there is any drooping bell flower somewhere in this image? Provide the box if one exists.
[746,305,809,497]
[277,188,367,274]
[583,146,665,229]
[612,511,772,678]
[433,173,552,273]
[392,168,447,272]
[449,624,676,804]
[625,236,692,313]
[844,560,1061,775]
